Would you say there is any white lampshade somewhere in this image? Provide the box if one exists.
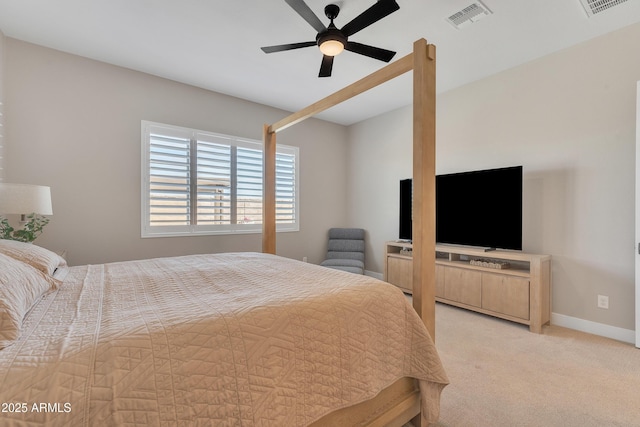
[0,183,53,216]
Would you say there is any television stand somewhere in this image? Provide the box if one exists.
[383,242,552,333]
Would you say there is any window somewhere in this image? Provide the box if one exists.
[141,121,299,237]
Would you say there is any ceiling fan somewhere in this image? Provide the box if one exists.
[261,0,400,77]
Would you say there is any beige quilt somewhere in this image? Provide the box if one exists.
[0,252,447,426]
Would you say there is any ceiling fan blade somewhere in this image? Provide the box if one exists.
[340,0,400,37]
[285,0,327,33]
[345,41,396,62]
[319,55,334,77]
[261,41,317,54]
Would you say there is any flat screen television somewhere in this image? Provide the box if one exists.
[399,166,523,250]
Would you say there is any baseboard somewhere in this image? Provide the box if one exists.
[551,313,635,344]
[365,270,383,281]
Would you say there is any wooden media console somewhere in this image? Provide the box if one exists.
[384,242,551,333]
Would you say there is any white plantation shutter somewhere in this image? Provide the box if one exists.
[142,121,298,237]
[148,129,191,228]
[196,137,232,225]
[276,151,296,224]
[236,146,263,225]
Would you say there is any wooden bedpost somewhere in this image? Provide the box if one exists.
[412,39,437,341]
[263,124,276,254]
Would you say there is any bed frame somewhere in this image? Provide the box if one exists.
[262,39,437,426]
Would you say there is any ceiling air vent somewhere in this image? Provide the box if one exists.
[579,0,631,16]
[446,1,492,29]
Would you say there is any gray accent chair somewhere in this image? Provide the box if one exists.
[320,228,365,274]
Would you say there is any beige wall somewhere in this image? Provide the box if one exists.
[4,38,349,266]
[348,22,640,331]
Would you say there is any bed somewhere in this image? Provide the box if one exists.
[1,244,447,426]
[1,38,444,426]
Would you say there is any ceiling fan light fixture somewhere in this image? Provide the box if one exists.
[319,39,344,56]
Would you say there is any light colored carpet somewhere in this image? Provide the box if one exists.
[429,303,640,427]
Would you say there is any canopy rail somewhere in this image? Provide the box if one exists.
[262,38,436,341]
[268,52,414,134]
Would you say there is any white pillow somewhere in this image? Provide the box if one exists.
[0,253,59,349]
[0,239,67,276]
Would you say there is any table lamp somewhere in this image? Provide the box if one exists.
[0,183,53,242]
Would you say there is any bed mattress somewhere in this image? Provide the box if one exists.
[0,252,447,426]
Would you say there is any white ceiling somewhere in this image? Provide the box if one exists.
[1,0,640,125]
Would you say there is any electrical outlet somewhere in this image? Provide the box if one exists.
[597,294,609,309]
[302,256,308,263]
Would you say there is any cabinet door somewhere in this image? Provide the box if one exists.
[387,257,413,293]
[444,267,482,307]
[482,273,530,320]
[435,265,445,298]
